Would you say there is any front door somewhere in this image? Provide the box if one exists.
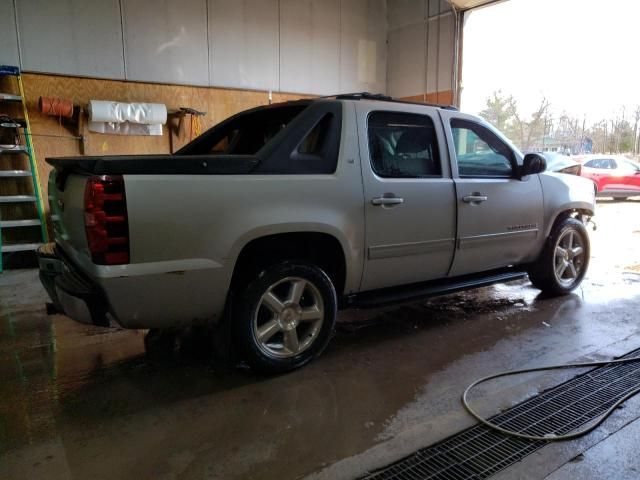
[358,104,456,292]
[439,111,544,277]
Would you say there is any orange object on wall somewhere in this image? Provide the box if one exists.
[39,96,74,118]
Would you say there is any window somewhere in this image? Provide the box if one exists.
[584,160,597,168]
[295,114,332,156]
[450,119,515,177]
[584,158,615,169]
[367,112,441,178]
[621,159,640,172]
[177,104,307,156]
[210,129,238,154]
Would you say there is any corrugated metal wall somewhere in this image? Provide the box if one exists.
[387,0,457,101]
[0,0,388,95]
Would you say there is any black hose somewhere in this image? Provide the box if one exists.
[462,355,640,441]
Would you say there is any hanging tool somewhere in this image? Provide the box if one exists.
[179,107,206,141]
[169,107,206,153]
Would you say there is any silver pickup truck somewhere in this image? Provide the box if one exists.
[38,93,595,373]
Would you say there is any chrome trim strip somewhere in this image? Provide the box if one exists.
[369,238,455,260]
[458,228,538,249]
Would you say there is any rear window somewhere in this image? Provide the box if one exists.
[177,105,307,156]
[296,114,332,155]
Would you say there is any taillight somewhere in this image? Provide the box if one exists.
[84,175,130,265]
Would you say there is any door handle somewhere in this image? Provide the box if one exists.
[462,194,488,203]
[372,196,404,206]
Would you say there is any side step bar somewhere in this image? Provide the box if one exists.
[348,269,528,308]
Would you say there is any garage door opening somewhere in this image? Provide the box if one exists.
[460,0,640,159]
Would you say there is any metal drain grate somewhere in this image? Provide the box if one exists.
[363,348,640,480]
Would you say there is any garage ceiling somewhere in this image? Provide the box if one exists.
[448,0,505,11]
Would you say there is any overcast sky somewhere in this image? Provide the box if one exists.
[461,0,640,124]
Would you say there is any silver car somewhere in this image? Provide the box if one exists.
[38,93,596,372]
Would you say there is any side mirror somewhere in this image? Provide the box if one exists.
[520,153,547,178]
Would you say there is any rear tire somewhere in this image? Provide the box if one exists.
[528,217,590,296]
[234,262,337,374]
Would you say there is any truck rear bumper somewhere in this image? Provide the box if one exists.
[38,243,110,327]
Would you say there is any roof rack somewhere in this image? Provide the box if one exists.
[328,92,458,110]
[335,92,393,101]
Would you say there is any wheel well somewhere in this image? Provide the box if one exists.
[231,232,347,295]
[548,209,592,236]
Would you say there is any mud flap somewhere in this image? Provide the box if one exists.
[210,292,239,366]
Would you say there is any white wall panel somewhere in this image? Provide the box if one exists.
[122,0,208,85]
[387,0,426,30]
[437,12,454,91]
[340,0,387,94]
[426,17,439,93]
[16,0,124,78]
[3,0,427,97]
[387,22,425,97]
[279,0,340,95]
[0,0,20,67]
[209,0,279,91]
[428,0,441,17]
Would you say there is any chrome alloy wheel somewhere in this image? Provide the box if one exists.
[553,229,586,287]
[253,276,325,359]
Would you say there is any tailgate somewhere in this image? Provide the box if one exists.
[48,169,89,257]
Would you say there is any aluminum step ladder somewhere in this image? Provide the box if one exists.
[0,65,48,272]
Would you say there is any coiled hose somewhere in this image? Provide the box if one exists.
[462,355,640,441]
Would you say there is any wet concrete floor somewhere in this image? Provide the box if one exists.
[2,199,640,479]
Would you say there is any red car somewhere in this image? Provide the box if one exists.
[575,155,640,200]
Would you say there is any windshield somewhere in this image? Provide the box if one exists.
[621,158,640,172]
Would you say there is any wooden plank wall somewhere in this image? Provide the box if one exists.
[2,72,313,235]
[400,90,454,106]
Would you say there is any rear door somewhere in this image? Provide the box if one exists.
[439,110,544,277]
[582,158,615,191]
[356,102,456,291]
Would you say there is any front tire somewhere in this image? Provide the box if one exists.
[528,217,590,295]
[234,262,337,374]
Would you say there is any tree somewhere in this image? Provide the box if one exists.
[477,92,640,155]
[479,90,516,131]
[633,106,640,155]
[554,113,582,154]
[589,120,608,154]
[513,97,550,151]
[616,119,634,153]
[478,91,551,151]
